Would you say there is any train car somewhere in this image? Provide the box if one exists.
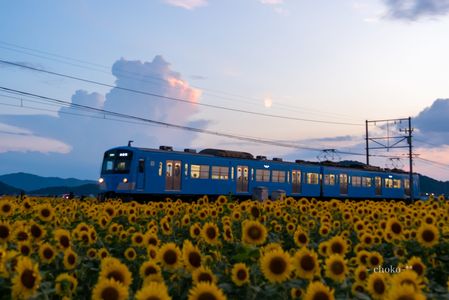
[98,145,420,200]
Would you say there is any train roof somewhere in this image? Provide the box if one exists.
[112,145,416,175]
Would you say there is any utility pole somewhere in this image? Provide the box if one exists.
[365,117,414,201]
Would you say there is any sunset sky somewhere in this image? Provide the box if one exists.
[1,0,449,180]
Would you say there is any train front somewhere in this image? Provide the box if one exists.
[98,147,135,197]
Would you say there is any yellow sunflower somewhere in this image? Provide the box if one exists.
[139,260,162,281]
[416,223,439,248]
[231,263,250,286]
[55,273,78,297]
[29,222,46,241]
[326,236,348,256]
[11,256,41,300]
[190,223,202,239]
[407,257,426,278]
[36,203,55,222]
[303,281,335,300]
[99,257,133,287]
[63,248,78,270]
[145,232,160,247]
[290,287,303,299]
[192,266,217,284]
[201,222,220,245]
[367,272,390,300]
[242,220,267,246]
[91,278,129,300]
[54,229,71,250]
[386,217,403,239]
[188,282,227,300]
[293,228,309,247]
[259,249,292,283]
[157,243,182,271]
[391,270,424,292]
[182,240,202,271]
[386,283,426,300]
[38,243,56,264]
[0,221,11,243]
[0,199,14,217]
[368,252,384,269]
[353,265,368,283]
[292,247,320,280]
[135,281,171,300]
[325,254,348,283]
[124,247,137,261]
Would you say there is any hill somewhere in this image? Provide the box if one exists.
[0,172,96,192]
[27,183,100,196]
[0,181,24,195]
[419,175,449,196]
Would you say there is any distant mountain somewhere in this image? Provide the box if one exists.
[27,183,100,196]
[419,175,449,196]
[0,172,96,192]
[0,181,24,195]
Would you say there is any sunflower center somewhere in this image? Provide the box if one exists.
[194,228,200,235]
[107,270,124,283]
[248,226,262,240]
[0,225,9,239]
[163,249,177,265]
[251,207,260,218]
[41,209,51,218]
[206,228,217,240]
[68,254,76,265]
[269,257,287,275]
[127,250,135,258]
[312,291,331,300]
[43,248,54,259]
[397,295,415,300]
[330,261,344,275]
[145,266,157,276]
[135,236,143,243]
[358,271,367,281]
[370,256,380,266]
[198,272,213,282]
[198,292,217,300]
[21,269,37,289]
[236,269,247,280]
[300,254,316,271]
[60,236,70,248]
[101,287,119,300]
[422,229,435,242]
[373,279,386,294]
[391,222,402,234]
[412,263,424,276]
[188,252,202,268]
[2,204,11,213]
[30,225,42,238]
[148,237,157,246]
[17,231,28,241]
[331,242,343,254]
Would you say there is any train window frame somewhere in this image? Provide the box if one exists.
[191,165,210,179]
[138,159,145,173]
[271,170,285,183]
[362,177,372,187]
[352,176,362,187]
[158,162,163,176]
[306,173,319,185]
[324,174,336,186]
[255,169,270,182]
[393,179,401,189]
[211,166,229,180]
[385,178,393,188]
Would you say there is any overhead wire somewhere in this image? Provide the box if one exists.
[0,40,362,121]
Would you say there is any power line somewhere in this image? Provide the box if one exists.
[0,59,363,127]
[0,40,362,121]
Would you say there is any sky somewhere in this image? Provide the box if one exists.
[0,0,449,181]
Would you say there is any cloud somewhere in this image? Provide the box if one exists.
[413,98,449,147]
[164,0,207,10]
[0,55,207,178]
[260,0,284,4]
[384,0,449,20]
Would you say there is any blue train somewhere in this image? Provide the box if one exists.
[98,145,420,200]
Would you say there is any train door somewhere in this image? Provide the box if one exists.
[236,165,249,193]
[375,176,382,196]
[136,158,145,190]
[339,174,348,195]
[165,160,181,191]
[292,170,302,193]
[404,178,410,196]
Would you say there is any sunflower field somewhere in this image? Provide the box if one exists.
[1,194,449,300]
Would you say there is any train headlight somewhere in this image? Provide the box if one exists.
[98,178,104,184]
[123,178,128,183]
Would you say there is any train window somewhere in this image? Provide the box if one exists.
[393,179,401,189]
[306,173,319,185]
[255,169,270,182]
[231,167,234,180]
[324,174,335,185]
[404,179,410,189]
[211,166,229,180]
[362,177,372,187]
[271,170,285,183]
[101,150,133,174]
[191,165,210,179]
[138,159,145,173]
[158,162,163,176]
[185,164,189,176]
[352,176,361,187]
[251,168,254,181]
[385,178,393,188]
